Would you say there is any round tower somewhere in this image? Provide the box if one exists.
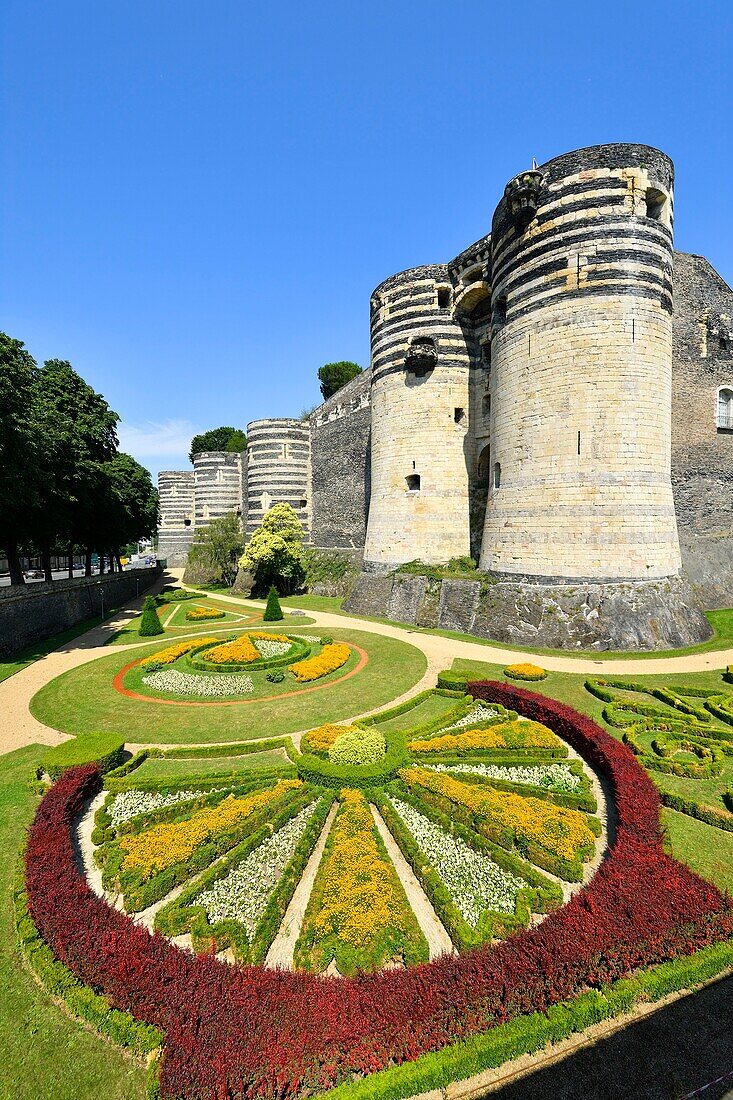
[362,265,472,568]
[480,143,682,581]
[193,452,245,528]
[156,470,195,565]
[245,419,311,539]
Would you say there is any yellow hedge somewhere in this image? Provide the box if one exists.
[303,723,357,752]
[409,719,560,754]
[504,663,547,681]
[402,767,595,862]
[119,780,301,879]
[139,637,221,668]
[185,605,225,621]
[204,632,292,664]
[290,642,350,683]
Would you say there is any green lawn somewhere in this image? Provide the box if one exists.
[0,746,146,1100]
[662,808,733,894]
[0,616,112,683]
[30,627,427,745]
[131,749,293,780]
[277,595,733,662]
[370,692,462,733]
[107,598,314,645]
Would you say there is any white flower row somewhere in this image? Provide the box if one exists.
[438,703,503,734]
[388,796,526,926]
[299,635,323,644]
[196,802,318,938]
[142,669,254,697]
[424,762,582,792]
[109,788,216,826]
[252,638,292,658]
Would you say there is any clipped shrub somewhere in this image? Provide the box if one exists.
[329,727,386,766]
[185,605,225,621]
[263,586,284,621]
[266,669,285,683]
[139,595,164,637]
[39,734,126,782]
[290,642,350,682]
[504,663,547,682]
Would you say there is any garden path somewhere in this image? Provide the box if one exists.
[2,571,733,757]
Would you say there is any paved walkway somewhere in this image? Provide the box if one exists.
[1,574,732,757]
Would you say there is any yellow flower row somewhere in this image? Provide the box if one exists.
[303,723,357,753]
[203,632,292,664]
[409,719,561,754]
[185,605,225,621]
[290,642,350,683]
[119,780,302,878]
[402,768,595,863]
[139,637,221,668]
[504,662,547,681]
[312,790,411,948]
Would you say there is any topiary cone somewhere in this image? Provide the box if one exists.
[263,586,284,621]
[139,594,164,636]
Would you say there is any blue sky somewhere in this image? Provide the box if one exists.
[3,1,732,480]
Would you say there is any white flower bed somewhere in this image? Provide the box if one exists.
[438,703,503,734]
[424,762,582,792]
[141,669,254,697]
[109,788,213,826]
[299,636,323,644]
[252,638,292,659]
[196,802,318,938]
[388,796,525,925]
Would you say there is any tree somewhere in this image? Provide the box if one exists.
[263,585,283,621]
[185,512,244,586]
[0,334,42,584]
[317,361,362,401]
[239,502,304,594]
[138,595,164,637]
[95,453,159,569]
[189,426,247,463]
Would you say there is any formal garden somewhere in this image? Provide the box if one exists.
[10,592,733,1099]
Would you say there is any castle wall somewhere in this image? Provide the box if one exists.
[671,251,733,606]
[245,419,311,539]
[362,264,473,567]
[309,368,371,548]
[157,470,195,565]
[480,144,682,582]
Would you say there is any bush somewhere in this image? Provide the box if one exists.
[504,663,547,682]
[139,595,164,637]
[39,734,126,782]
[263,586,284,621]
[266,669,285,683]
[329,727,386,766]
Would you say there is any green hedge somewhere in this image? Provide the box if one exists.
[311,939,733,1100]
[155,792,334,962]
[355,688,471,739]
[14,858,162,1057]
[658,788,733,832]
[416,763,597,814]
[38,734,126,782]
[186,634,311,673]
[294,739,410,790]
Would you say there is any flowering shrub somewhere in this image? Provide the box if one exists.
[196,803,318,937]
[402,766,596,869]
[295,789,427,974]
[389,796,526,925]
[505,663,547,681]
[23,686,733,1099]
[201,634,260,664]
[290,641,350,682]
[302,723,355,753]
[425,761,582,792]
[119,781,301,879]
[329,727,386,766]
[409,719,562,755]
[139,637,221,669]
[141,669,254,697]
[184,606,225,621]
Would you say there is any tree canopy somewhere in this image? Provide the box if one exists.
[189,426,247,463]
[239,502,305,594]
[0,331,158,585]
[185,512,244,587]
[317,361,362,401]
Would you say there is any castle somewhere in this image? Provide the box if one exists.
[158,143,733,650]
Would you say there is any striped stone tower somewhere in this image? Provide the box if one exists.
[362,266,472,568]
[245,419,311,539]
[479,143,682,582]
[192,452,245,528]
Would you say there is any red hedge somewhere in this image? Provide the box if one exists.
[25,685,733,1099]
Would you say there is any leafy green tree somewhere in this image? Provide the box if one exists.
[239,502,304,594]
[95,453,159,569]
[263,585,284,621]
[189,426,247,463]
[0,334,41,584]
[185,512,244,586]
[317,361,362,401]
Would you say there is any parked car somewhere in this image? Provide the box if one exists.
[24,569,44,579]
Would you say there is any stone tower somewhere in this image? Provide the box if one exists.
[362,266,472,568]
[479,143,682,582]
[245,419,311,539]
